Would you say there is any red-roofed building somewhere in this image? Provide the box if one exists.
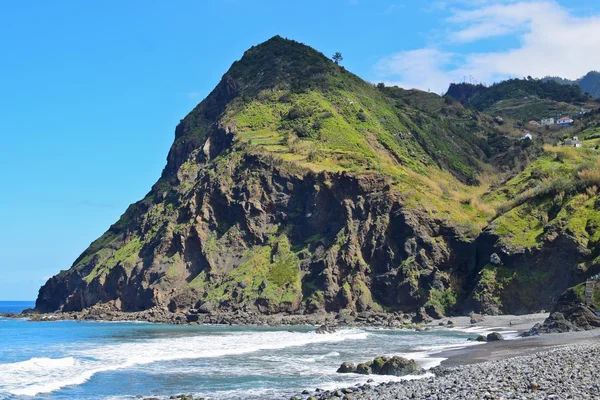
[557,117,574,126]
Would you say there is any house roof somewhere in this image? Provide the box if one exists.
[558,117,572,121]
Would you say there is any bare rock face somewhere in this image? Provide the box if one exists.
[197,301,215,314]
[531,282,600,334]
[489,253,502,266]
[36,154,473,316]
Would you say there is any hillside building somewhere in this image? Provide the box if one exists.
[541,118,554,126]
[564,136,582,147]
[557,117,574,125]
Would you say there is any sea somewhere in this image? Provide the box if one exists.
[0,301,491,400]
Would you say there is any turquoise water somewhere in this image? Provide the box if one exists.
[0,302,481,400]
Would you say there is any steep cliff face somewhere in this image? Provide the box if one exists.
[36,36,599,317]
[36,155,479,315]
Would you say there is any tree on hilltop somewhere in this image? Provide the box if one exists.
[332,52,343,65]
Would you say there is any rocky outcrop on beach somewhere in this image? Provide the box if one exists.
[527,281,600,334]
[486,332,504,341]
[9,306,432,329]
[300,343,600,400]
[336,356,423,377]
[315,324,338,334]
[141,395,201,400]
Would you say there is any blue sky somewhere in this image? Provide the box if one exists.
[1,0,600,300]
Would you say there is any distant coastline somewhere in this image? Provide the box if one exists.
[0,301,35,314]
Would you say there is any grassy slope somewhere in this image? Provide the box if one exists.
[448,79,598,123]
[55,37,600,314]
[485,98,582,122]
[467,128,600,312]
[220,73,507,234]
[486,143,600,252]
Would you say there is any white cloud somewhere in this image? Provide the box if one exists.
[376,49,458,94]
[375,1,600,93]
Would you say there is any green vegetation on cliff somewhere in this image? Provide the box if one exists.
[447,79,590,112]
[35,36,600,319]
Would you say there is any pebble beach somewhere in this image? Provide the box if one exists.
[299,316,600,400]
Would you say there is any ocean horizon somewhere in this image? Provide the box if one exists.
[0,301,35,314]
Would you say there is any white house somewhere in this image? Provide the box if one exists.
[521,133,533,140]
[541,118,554,126]
[564,136,582,148]
[557,117,574,125]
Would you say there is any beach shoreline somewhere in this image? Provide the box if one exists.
[4,308,600,399]
[299,314,600,399]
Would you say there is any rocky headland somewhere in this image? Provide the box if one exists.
[20,36,600,400]
[32,37,600,325]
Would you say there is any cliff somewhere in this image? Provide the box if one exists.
[36,36,600,319]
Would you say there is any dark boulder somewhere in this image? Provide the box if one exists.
[186,314,199,322]
[197,301,215,314]
[470,313,484,324]
[356,362,372,375]
[337,356,423,377]
[336,362,356,373]
[425,303,444,319]
[376,356,423,376]
[414,307,433,323]
[486,332,504,341]
[521,325,539,337]
[315,324,337,334]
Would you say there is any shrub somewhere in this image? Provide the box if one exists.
[470,197,497,217]
[357,110,368,122]
[287,105,311,120]
[578,169,600,186]
[293,123,310,138]
[307,149,322,162]
[278,93,292,103]
[287,136,301,154]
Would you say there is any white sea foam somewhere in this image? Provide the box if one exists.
[0,329,368,397]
